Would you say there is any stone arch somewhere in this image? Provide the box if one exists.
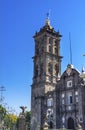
[68,117,74,129]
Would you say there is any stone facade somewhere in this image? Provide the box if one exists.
[56,64,85,130]
[31,18,85,130]
[31,17,62,130]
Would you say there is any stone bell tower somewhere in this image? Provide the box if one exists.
[31,16,62,130]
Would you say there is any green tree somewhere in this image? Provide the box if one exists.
[4,113,17,129]
[0,105,18,129]
[0,105,6,121]
[25,111,31,130]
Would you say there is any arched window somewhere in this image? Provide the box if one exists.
[55,39,57,44]
[55,64,59,74]
[54,47,58,55]
[48,62,52,74]
[40,63,43,75]
[68,117,74,129]
[49,45,51,52]
[55,47,57,53]
[49,37,52,44]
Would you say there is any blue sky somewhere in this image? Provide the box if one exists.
[0,0,85,114]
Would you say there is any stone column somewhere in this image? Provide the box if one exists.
[18,106,27,130]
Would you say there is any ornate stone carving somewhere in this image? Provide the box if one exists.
[76,117,82,130]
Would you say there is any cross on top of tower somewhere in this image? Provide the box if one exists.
[46,12,50,19]
[45,11,51,26]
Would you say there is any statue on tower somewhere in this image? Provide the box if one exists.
[20,106,27,114]
[76,117,82,130]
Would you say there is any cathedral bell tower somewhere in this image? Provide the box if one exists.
[31,16,62,130]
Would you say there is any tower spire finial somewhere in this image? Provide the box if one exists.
[45,10,51,26]
[46,9,51,19]
[46,12,49,19]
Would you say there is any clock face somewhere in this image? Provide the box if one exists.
[66,68,71,75]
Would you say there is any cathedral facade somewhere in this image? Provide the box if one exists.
[31,17,85,130]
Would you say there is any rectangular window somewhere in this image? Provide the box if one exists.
[67,81,72,88]
[67,92,73,104]
[47,98,53,107]
[70,96,73,103]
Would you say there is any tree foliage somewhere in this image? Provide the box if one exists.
[25,111,31,130]
[4,113,17,128]
[0,105,31,130]
[0,105,17,129]
[0,105,6,120]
